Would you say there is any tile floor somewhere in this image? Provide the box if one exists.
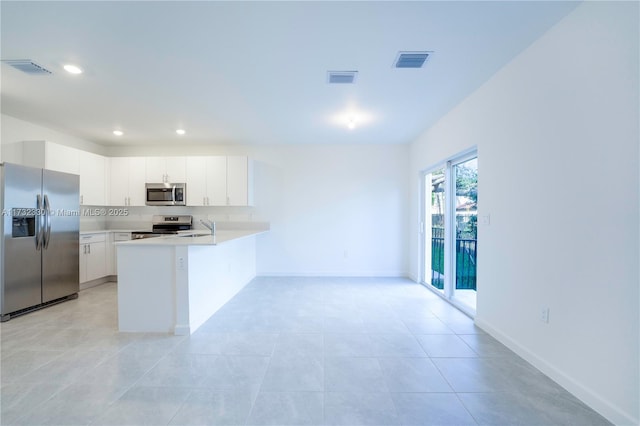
[1,277,610,425]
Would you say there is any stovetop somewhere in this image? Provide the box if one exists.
[132,215,193,239]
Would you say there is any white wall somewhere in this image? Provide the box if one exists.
[1,114,107,163]
[109,143,411,277]
[409,2,638,425]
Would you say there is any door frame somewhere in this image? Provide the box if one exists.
[419,147,477,317]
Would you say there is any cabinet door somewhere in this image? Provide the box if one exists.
[186,157,207,206]
[207,157,228,206]
[79,151,106,205]
[226,156,250,206]
[109,157,130,206]
[128,157,147,206]
[145,157,166,182]
[86,241,107,282]
[165,157,186,183]
[45,142,80,175]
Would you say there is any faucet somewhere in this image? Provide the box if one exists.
[200,219,216,236]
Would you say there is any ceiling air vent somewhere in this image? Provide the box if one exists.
[2,59,52,75]
[394,51,432,69]
[327,71,358,84]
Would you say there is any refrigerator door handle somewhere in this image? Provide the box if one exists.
[43,194,52,249]
[36,194,43,250]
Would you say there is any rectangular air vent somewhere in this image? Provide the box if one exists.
[394,51,432,69]
[327,71,358,84]
[1,59,52,75]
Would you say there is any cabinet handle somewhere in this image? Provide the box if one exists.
[80,195,84,205]
[207,197,210,206]
[227,196,230,205]
[88,244,91,254]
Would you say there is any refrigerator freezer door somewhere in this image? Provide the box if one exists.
[42,169,79,303]
[1,163,43,314]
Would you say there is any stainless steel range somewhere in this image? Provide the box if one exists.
[131,215,192,239]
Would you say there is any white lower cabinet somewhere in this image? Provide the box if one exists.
[80,233,107,283]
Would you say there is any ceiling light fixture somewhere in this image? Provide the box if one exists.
[113,130,123,136]
[176,129,186,135]
[63,64,83,74]
[347,118,356,130]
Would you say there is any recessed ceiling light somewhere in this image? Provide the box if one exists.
[176,129,186,135]
[63,64,83,74]
[347,118,356,130]
[113,130,123,136]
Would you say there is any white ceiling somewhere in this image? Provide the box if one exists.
[1,1,578,146]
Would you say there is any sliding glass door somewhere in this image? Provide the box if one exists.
[452,157,477,309]
[422,151,477,314]
[424,167,446,294]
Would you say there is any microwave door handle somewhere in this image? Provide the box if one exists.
[36,194,42,250]
[172,186,176,205]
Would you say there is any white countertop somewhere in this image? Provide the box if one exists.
[116,229,267,246]
[80,229,145,235]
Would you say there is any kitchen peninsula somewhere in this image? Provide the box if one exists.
[116,224,268,335]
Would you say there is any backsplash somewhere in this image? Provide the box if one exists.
[80,205,268,232]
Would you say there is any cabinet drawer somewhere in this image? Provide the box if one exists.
[114,232,132,241]
[80,233,106,244]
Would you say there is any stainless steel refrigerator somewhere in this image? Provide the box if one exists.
[1,162,80,321]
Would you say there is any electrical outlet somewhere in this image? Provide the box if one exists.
[178,257,184,270]
[481,214,491,226]
[540,307,550,324]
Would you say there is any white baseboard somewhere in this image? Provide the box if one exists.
[256,271,410,278]
[475,318,638,426]
[79,276,112,291]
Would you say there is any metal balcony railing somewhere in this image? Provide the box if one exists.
[430,228,477,291]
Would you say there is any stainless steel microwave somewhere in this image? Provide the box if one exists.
[145,183,186,206]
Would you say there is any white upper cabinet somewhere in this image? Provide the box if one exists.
[22,140,80,174]
[22,141,107,206]
[109,157,146,206]
[185,157,207,206]
[186,156,227,206]
[146,157,186,183]
[128,158,147,206]
[79,151,107,205]
[45,143,80,175]
[208,157,228,205]
[226,156,254,206]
